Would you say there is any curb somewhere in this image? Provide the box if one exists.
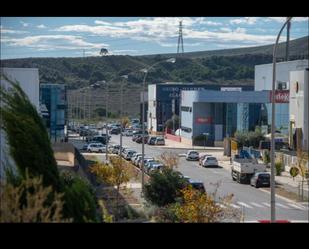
[157,146,224,151]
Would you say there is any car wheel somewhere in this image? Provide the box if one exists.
[255,183,259,188]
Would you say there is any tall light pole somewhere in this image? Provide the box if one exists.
[119,75,128,164]
[270,17,293,223]
[140,57,176,196]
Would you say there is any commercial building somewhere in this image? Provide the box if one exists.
[289,69,308,151]
[40,83,68,142]
[0,68,40,180]
[178,59,308,146]
[147,82,253,133]
[255,59,308,135]
[180,89,269,146]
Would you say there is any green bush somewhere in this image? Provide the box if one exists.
[275,161,283,176]
[263,150,270,164]
[62,175,99,223]
[143,168,187,207]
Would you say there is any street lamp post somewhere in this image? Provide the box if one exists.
[119,75,128,165]
[203,132,209,150]
[141,58,176,196]
[270,17,293,223]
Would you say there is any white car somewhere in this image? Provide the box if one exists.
[186,150,200,161]
[87,143,106,153]
[202,156,219,167]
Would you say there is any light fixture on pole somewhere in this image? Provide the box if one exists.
[140,58,176,196]
[270,17,293,223]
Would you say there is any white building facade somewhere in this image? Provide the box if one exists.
[289,69,308,151]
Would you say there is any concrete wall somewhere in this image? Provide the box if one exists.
[52,142,76,167]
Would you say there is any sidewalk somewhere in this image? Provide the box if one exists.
[158,138,224,151]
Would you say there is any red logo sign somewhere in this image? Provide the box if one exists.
[196,117,212,124]
[269,90,289,103]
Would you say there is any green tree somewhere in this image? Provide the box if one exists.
[144,168,187,207]
[61,174,98,223]
[0,74,61,191]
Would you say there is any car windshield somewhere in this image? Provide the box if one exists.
[190,151,198,155]
[259,174,270,179]
[207,157,216,160]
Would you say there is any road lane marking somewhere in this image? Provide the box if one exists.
[229,203,241,209]
[287,203,306,210]
[262,202,271,207]
[250,202,265,208]
[237,202,253,209]
[276,203,290,209]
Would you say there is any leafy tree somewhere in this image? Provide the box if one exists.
[0,74,61,191]
[171,186,240,223]
[90,156,135,219]
[144,168,187,207]
[159,152,179,170]
[61,174,98,223]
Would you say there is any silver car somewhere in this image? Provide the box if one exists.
[87,143,106,153]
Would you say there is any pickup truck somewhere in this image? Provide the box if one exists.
[231,158,266,184]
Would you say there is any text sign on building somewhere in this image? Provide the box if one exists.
[196,117,213,124]
[221,87,242,92]
[269,90,290,103]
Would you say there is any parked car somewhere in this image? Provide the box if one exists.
[145,161,164,173]
[139,157,154,168]
[188,179,206,193]
[87,143,106,153]
[136,135,149,144]
[202,156,219,167]
[82,143,89,151]
[147,136,157,145]
[154,137,165,145]
[110,128,121,135]
[111,145,121,154]
[124,150,137,160]
[132,153,142,165]
[199,154,212,166]
[250,172,270,188]
[134,155,143,166]
[186,150,200,161]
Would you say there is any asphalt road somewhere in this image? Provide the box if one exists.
[70,132,309,222]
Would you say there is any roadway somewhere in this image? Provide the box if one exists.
[70,132,309,222]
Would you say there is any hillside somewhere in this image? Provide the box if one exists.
[1,36,308,117]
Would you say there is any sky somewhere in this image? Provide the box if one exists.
[1,17,308,59]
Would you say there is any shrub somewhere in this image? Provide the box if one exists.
[143,168,187,207]
[62,175,98,223]
[263,150,270,164]
[275,161,283,176]
[0,172,67,223]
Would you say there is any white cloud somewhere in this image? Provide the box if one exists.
[230,17,259,25]
[2,35,109,51]
[220,27,232,33]
[0,27,29,34]
[37,24,46,29]
[20,21,29,27]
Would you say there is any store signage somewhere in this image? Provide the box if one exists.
[221,87,242,92]
[196,117,212,124]
[269,90,289,103]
